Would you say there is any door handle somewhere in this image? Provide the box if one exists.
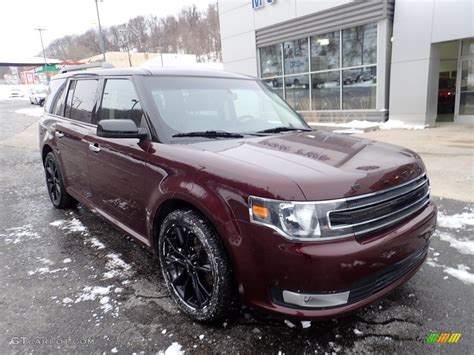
[89,143,101,153]
[55,131,64,139]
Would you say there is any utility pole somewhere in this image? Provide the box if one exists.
[94,0,107,62]
[35,28,49,83]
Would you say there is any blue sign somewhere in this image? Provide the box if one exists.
[252,0,275,10]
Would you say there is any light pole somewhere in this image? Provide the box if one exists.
[35,28,49,82]
[94,0,107,62]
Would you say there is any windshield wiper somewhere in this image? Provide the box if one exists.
[172,130,244,139]
[256,126,312,134]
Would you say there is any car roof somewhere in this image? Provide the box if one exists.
[52,66,255,81]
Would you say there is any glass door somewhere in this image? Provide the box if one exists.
[456,59,474,122]
[455,39,474,123]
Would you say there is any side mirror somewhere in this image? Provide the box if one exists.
[97,119,148,140]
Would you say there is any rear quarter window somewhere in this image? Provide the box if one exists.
[45,79,66,113]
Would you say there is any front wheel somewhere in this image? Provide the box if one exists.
[44,152,78,209]
[158,209,237,323]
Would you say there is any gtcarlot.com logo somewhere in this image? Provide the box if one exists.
[426,332,462,344]
[9,337,94,346]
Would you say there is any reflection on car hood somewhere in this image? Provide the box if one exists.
[187,131,425,200]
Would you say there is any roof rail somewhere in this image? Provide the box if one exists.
[60,62,114,74]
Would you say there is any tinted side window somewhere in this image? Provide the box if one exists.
[45,79,66,113]
[66,79,99,123]
[100,79,144,127]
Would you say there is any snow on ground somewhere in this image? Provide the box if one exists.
[73,285,119,316]
[0,224,41,244]
[15,107,44,117]
[28,266,68,276]
[158,342,184,355]
[426,258,474,285]
[103,253,133,279]
[379,119,427,130]
[50,218,88,233]
[437,210,474,229]
[87,237,106,250]
[443,264,474,285]
[437,231,474,255]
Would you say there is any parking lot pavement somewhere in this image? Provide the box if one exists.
[0,100,472,354]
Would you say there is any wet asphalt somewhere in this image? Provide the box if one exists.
[0,100,472,354]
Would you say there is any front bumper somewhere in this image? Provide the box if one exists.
[231,201,437,319]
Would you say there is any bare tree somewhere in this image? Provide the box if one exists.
[43,2,221,62]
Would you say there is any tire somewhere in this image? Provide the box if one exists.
[43,152,78,209]
[158,209,237,323]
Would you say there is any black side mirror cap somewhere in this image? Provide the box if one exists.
[97,119,148,140]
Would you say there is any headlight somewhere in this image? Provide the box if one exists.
[249,196,352,241]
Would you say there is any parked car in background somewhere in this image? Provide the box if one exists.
[39,66,437,323]
[29,86,48,106]
[9,87,23,98]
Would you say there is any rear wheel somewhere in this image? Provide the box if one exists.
[158,209,237,323]
[44,152,78,209]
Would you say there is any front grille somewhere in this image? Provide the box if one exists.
[348,246,428,303]
[328,174,430,237]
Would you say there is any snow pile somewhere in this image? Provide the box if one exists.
[158,342,184,355]
[15,107,44,117]
[437,211,474,229]
[380,120,427,130]
[0,224,41,244]
[314,119,428,133]
[103,253,133,279]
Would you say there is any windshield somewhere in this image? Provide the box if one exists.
[143,76,309,140]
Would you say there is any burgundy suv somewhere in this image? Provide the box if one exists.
[39,67,437,323]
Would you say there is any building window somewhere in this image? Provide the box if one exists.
[311,71,340,110]
[260,44,282,78]
[283,39,309,75]
[342,66,377,109]
[263,77,284,99]
[284,74,310,110]
[311,31,340,71]
[258,22,377,111]
[342,23,377,68]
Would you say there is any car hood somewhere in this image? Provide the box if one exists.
[187,131,425,200]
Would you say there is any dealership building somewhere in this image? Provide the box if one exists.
[218,0,474,125]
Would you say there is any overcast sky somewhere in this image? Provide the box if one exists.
[1,0,214,59]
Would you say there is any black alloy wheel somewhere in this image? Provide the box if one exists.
[44,152,77,209]
[158,209,237,323]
